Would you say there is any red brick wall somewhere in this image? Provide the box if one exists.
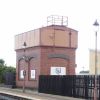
[40,46,76,75]
[16,47,41,89]
[16,46,76,89]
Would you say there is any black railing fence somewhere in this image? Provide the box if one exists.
[38,75,100,100]
[4,72,16,88]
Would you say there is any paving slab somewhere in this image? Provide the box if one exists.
[0,87,85,100]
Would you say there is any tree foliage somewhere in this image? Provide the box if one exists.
[0,59,16,83]
[0,59,5,66]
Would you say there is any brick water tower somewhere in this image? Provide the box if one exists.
[15,15,78,89]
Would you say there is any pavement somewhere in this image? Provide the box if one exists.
[0,87,85,100]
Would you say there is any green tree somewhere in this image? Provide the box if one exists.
[0,59,5,67]
[0,59,16,83]
[4,66,16,73]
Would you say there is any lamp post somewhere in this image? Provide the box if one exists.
[22,42,27,93]
[93,20,99,100]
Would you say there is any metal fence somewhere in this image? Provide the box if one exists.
[4,72,16,88]
[38,75,100,100]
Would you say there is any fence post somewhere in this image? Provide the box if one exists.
[98,76,100,100]
[84,75,88,99]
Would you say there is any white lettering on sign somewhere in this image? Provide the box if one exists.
[50,67,66,75]
[20,70,24,79]
[31,70,35,79]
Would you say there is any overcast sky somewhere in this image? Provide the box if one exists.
[0,0,100,73]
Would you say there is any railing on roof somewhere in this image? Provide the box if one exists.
[47,15,68,26]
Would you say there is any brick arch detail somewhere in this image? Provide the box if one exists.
[17,59,28,81]
[49,57,70,75]
[17,56,36,81]
[48,53,70,60]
